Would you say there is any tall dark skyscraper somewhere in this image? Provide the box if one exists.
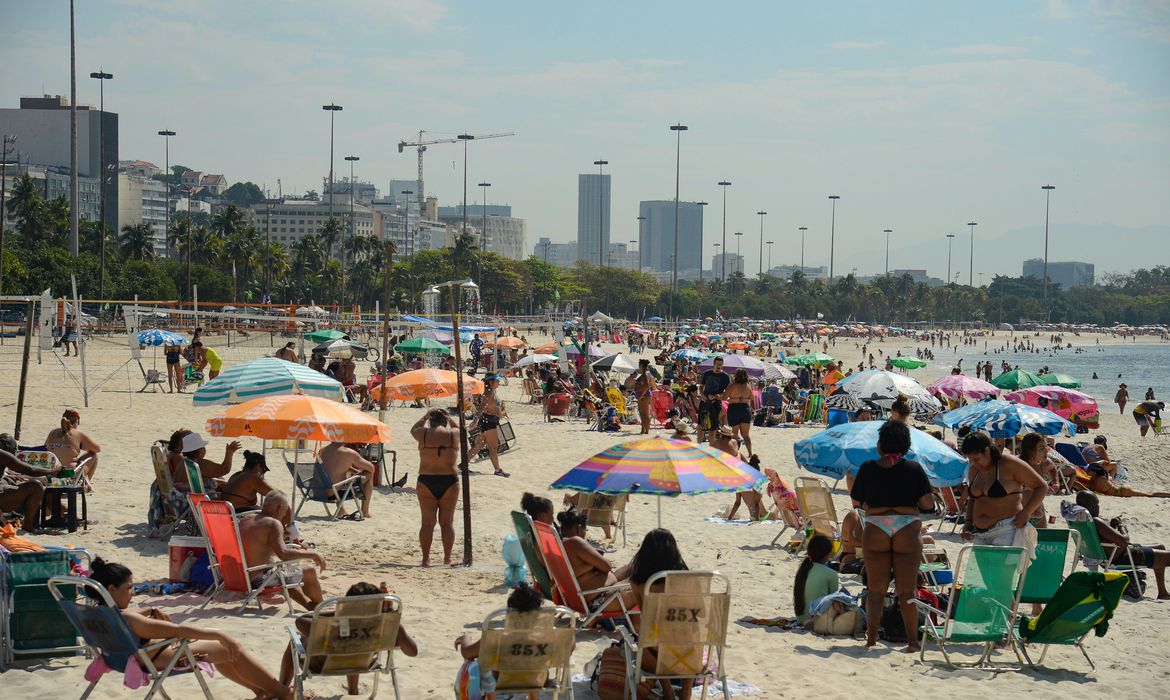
[639,200,703,276]
[577,173,611,265]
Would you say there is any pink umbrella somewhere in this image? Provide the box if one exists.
[927,374,1001,400]
[1004,386,1100,429]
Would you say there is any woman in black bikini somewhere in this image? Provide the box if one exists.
[469,375,509,477]
[164,340,185,393]
[725,368,756,457]
[88,558,291,699]
[412,409,461,567]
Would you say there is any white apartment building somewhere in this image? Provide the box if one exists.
[117,173,168,257]
[249,199,376,248]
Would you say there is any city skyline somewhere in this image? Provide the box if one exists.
[1,1,1168,281]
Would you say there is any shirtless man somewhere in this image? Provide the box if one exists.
[43,408,101,482]
[335,357,371,409]
[318,441,376,518]
[411,409,460,566]
[0,434,59,532]
[238,491,326,611]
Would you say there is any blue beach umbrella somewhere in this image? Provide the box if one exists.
[672,349,707,362]
[793,420,969,486]
[138,329,186,346]
[934,400,1075,439]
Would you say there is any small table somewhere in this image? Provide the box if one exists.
[42,484,88,533]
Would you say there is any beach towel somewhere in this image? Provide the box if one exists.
[738,615,803,630]
[85,654,215,689]
[0,523,44,553]
[703,517,781,526]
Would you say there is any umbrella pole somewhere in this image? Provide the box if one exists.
[657,495,662,529]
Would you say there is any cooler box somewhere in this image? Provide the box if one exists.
[169,536,207,583]
[547,393,571,417]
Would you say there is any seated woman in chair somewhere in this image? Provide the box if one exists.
[167,430,240,493]
[217,450,274,512]
[555,510,630,611]
[88,558,291,699]
[455,582,550,700]
[626,529,691,700]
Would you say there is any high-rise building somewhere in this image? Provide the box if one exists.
[639,200,703,278]
[1022,259,1094,288]
[436,204,526,260]
[247,199,376,248]
[0,95,119,232]
[577,174,611,266]
[712,252,744,277]
[533,237,578,267]
[117,173,168,257]
[608,242,638,271]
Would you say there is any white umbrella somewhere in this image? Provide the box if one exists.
[513,353,559,369]
[591,353,640,373]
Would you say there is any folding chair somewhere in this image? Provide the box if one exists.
[532,520,633,630]
[1019,528,1081,609]
[578,492,628,547]
[1,550,89,669]
[48,576,213,699]
[288,593,405,700]
[1016,570,1128,671]
[1066,519,1144,597]
[771,477,839,550]
[606,386,631,421]
[934,486,964,534]
[914,545,1028,669]
[478,606,577,700]
[196,499,303,614]
[283,449,363,519]
[149,445,194,539]
[619,571,731,700]
[137,360,166,393]
[510,511,555,600]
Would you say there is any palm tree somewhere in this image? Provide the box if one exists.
[452,231,478,278]
[168,217,191,260]
[119,222,156,260]
[318,217,343,260]
[210,203,245,239]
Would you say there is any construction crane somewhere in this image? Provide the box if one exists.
[397,131,514,212]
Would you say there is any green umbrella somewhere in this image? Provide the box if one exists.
[1038,372,1082,389]
[395,337,452,355]
[785,353,834,367]
[890,357,928,370]
[990,369,1043,391]
[305,328,346,343]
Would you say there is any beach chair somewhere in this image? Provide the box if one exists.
[651,390,674,427]
[184,365,204,387]
[532,520,633,630]
[287,593,405,700]
[914,545,1028,669]
[282,450,363,520]
[477,605,578,700]
[1020,528,1081,608]
[195,499,303,614]
[183,458,207,496]
[149,445,194,539]
[578,492,628,547]
[137,360,165,393]
[1015,570,1129,671]
[1066,519,1144,597]
[510,511,555,600]
[1,550,88,669]
[772,477,839,550]
[606,386,631,421]
[47,576,213,699]
[618,571,731,700]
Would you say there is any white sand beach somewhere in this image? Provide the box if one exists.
[1,329,1168,699]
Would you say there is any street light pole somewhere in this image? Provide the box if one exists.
[1041,185,1055,320]
[946,234,956,284]
[0,134,15,296]
[343,155,359,299]
[798,226,807,272]
[263,197,278,302]
[883,229,892,276]
[766,240,774,273]
[478,181,491,288]
[401,189,415,309]
[717,181,731,281]
[696,201,707,281]
[828,195,840,281]
[636,215,646,271]
[458,134,474,280]
[322,104,342,219]
[713,243,721,278]
[756,211,767,277]
[593,160,607,269]
[734,231,743,274]
[628,240,637,271]
[90,70,113,301]
[157,129,179,296]
[668,123,687,318]
[967,221,977,287]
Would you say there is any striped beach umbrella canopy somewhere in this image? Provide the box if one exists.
[927,374,1001,401]
[934,400,1076,438]
[785,352,834,366]
[192,357,343,406]
[206,394,390,443]
[137,329,186,346]
[793,420,969,487]
[672,349,707,362]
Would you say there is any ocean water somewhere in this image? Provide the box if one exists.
[940,341,1170,404]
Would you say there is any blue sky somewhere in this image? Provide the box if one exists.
[2,0,1168,279]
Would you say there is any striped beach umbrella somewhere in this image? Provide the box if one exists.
[927,374,1001,401]
[193,357,343,406]
[550,437,765,526]
[206,394,390,443]
[934,400,1075,438]
[304,328,346,344]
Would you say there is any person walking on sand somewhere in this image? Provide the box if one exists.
[633,358,657,435]
[1115,383,1129,414]
[469,375,510,477]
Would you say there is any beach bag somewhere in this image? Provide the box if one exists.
[811,602,864,636]
[592,644,652,700]
[878,594,925,643]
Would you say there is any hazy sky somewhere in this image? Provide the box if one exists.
[3,0,1168,280]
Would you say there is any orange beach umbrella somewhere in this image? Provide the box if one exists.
[206,394,391,443]
[488,337,526,350]
[370,368,484,402]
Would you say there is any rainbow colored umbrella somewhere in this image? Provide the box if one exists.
[550,437,765,526]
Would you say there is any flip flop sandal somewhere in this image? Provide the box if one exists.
[494,469,511,478]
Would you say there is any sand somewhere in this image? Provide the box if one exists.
[1,328,1168,699]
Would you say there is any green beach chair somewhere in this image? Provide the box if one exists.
[184,458,207,495]
[510,511,554,600]
[915,545,1027,669]
[1020,528,1080,607]
[1066,520,1144,597]
[1016,570,1128,671]
[1,550,89,669]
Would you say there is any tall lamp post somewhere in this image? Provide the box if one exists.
[967,221,977,287]
[1041,185,1055,320]
[263,197,279,301]
[636,215,646,271]
[458,134,474,281]
[668,123,687,317]
[696,201,707,280]
[828,195,840,280]
[798,226,807,271]
[756,210,767,277]
[766,240,774,274]
[712,243,721,278]
[717,181,731,281]
[90,70,112,301]
[593,160,607,268]
[343,155,359,298]
[734,231,743,274]
[400,189,415,309]
[321,104,342,219]
[883,229,893,276]
[946,234,956,284]
[157,130,180,296]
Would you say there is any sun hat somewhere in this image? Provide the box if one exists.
[717,425,735,437]
[180,432,209,453]
[485,373,503,382]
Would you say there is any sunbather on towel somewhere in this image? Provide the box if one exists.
[1076,492,1170,599]
[89,558,291,699]
[239,491,326,610]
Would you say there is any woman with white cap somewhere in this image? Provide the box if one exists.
[166,429,241,492]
